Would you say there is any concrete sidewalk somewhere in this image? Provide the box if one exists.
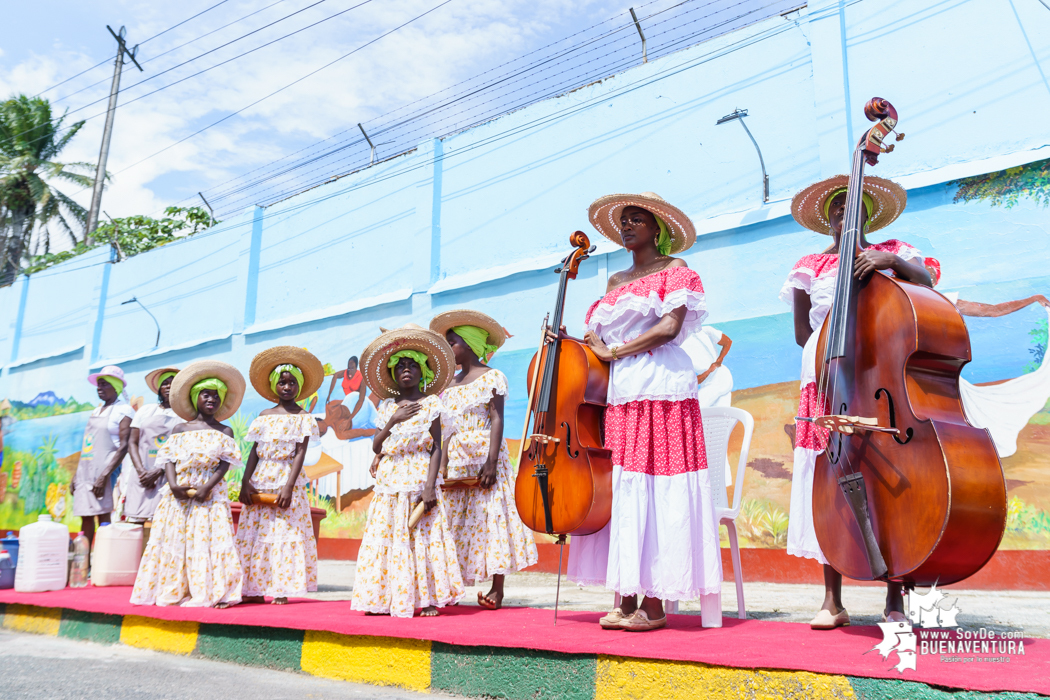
[306,561,1047,638]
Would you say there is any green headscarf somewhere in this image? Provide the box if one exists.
[388,350,434,391]
[269,364,304,399]
[99,375,124,395]
[451,325,499,363]
[191,377,228,411]
[157,371,177,388]
[824,188,874,223]
[654,214,673,256]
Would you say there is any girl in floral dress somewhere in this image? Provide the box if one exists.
[131,361,247,608]
[236,347,324,604]
[430,310,538,609]
[351,324,463,618]
[567,192,723,632]
[782,176,932,629]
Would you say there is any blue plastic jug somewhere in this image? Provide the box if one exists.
[0,550,14,589]
[1,531,18,568]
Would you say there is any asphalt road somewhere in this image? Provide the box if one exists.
[0,630,457,700]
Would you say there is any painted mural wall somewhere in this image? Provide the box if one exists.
[1,0,1049,550]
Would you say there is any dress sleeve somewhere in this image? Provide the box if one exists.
[245,416,267,442]
[586,267,707,337]
[780,255,826,307]
[217,434,243,468]
[130,404,153,429]
[154,431,181,464]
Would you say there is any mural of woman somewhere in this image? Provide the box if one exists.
[781,176,932,630]
[681,327,734,484]
[924,258,1050,458]
[72,365,135,546]
[125,367,181,523]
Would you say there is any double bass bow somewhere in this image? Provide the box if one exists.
[514,231,613,613]
[809,97,1007,586]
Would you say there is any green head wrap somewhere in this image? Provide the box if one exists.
[99,375,124,395]
[269,364,304,399]
[451,325,499,363]
[824,188,874,224]
[388,350,434,392]
[654,214,673,256]
[191,377,228,412]
[157,371,177,389]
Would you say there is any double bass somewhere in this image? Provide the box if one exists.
[514,231,613,540]
[810,98,1007,586]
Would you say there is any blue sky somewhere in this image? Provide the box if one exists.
[0,0,798,251]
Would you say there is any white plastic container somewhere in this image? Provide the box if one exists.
[14,514,70,592]
[90,522,144,587]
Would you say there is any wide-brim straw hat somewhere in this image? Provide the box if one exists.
[170,360,246,422]
[791,175,907,235]
[249,346,324,403]
[587,192,697,255]
[429,310,507,350]
[361,324,455,400]
[144,367,180,394]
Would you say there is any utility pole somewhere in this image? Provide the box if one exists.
[85,25,142,244]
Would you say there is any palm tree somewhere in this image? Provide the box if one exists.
[0,95,94,285]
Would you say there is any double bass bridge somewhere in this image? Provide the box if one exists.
[799,414,900,436]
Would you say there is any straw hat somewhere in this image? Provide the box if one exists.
[429,310,507,349]
[587,192,697,255]
[88,365,125,387]
[361,324,455,400]
[170,360,246,422]
[144,367,180,394]
[249,346,324,403]
[791,175,907,235]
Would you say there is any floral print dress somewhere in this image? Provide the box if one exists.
[350,395,464,617]
[441,370,538,585]
[131,429,243,607]
[234,413,319,598]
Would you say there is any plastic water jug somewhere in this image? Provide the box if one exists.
[1,531,18,567]
[69,532,90,588]
[14,514,69,592]
[0,550,14,589]
[90,522,144,587]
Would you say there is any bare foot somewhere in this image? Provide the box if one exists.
[272,597,288,605]
[478,590,503,610]
[214,602,230,609]
[365,611,389,616]
[242,596,266,604]
[420,606,440,617]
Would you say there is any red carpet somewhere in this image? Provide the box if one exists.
[1,586,1046,695]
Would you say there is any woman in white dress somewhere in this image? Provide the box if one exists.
[72,365,135,547]
[131,361,246,608]
[430,309,538,609]
[782,176,931,629]
[567,192,722,632]
[125,367,180,523]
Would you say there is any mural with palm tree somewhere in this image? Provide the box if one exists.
[0,94,94,285]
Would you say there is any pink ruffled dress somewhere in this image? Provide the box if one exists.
[566,267,723,622]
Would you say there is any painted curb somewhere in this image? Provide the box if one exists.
[0,604,1043,699]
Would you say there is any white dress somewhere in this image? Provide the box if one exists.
[566,267,723,624]
[779,239,922,564]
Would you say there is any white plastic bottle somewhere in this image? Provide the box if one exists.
[69,531,90,588]
[14,514,70,592]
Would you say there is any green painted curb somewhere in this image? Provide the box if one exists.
[58,609,122,645]
[196,623,304,671]
[431,642,597,700]
[849,676,1045,700]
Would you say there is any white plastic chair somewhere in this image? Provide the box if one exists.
[701,406,754,619]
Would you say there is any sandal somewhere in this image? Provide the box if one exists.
[809,608,850,630]
[621,609,667,632]
[882,610,908,623]
[599,608,629,630]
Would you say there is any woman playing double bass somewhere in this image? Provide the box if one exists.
[782,176,932,629]
[567,192,723,632]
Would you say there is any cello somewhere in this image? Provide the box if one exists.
[809,98,1007,587]
[514,231,613,541]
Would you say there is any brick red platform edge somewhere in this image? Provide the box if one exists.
[316,539,1049,590]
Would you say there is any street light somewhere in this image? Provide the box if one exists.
[716,108,769,203]
[121,297,161,348]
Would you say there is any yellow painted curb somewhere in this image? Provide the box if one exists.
[301,630,431,691]
[596,656,855,700]
[120,615,199,655]
[2,604,62,636]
